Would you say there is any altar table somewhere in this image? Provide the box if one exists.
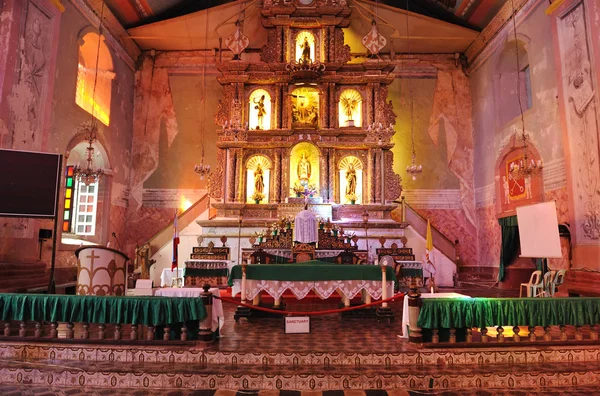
[228,261,395,302]
[160,268,184,288]
[399,292,471,338]
[153,287,224,333]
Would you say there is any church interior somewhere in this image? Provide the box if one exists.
[1,0,600,394]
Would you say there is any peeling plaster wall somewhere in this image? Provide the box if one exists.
[470,2,567,271]
[0,0,135,267]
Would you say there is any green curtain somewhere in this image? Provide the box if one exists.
[498,216,520,281]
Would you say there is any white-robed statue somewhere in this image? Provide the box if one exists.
[293,209,318,244]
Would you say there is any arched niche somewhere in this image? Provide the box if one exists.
[289,142,320,197]
[338,89,363,127]
[495,134,544,215]
[295,30,316,62]
[76,31,115,126]
[290,87,319,129]
[493,37,532,129]
[248,89,271,130]
[339,156,363,204]
[246,155,272,204]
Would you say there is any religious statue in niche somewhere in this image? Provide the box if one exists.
[291,87,319,129]
[300,37,311,63]
[339,89,362,127]
[247,155,271,204]
[254,95,267,130]
[297,152,312,182]
[248,89,271,130]
[345,163,357,198]
[254,164,265,194]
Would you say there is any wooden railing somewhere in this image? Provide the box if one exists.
[396,197,458,263]
[407,289,600,345]
[0,292,214,343]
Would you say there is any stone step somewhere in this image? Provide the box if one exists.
[1,358,598,390]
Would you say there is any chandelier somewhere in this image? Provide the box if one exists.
[508,0,543,181]
[194,20,212,181]
[509,132,543,180]
[73,2,105,186]
[404,0,422,181]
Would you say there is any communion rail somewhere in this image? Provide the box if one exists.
[0,293,213,343]
[407,293,600,345]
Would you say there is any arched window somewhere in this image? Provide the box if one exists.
[76,32,114,126]
[248,89,271,130]
[493,39,532,128]
[338,89,363,127]
[62,140,108,244]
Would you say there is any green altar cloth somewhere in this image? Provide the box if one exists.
[0,293,206,326]
[228,260,394,284]
[183,268,229,278]
[418,297,600,329]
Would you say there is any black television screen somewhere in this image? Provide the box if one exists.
[0,149,61,218]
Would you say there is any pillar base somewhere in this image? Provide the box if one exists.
[340,302,376,318]
[376,306,394,323]
[198,329,214,342]
[234,306,253,321]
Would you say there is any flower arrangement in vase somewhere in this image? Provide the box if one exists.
[346,193,358,205]
[251,191,265,204]
[255,231,265,244]
[292,184,305,197]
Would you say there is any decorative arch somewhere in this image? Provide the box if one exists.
[339,156,363,204]
[493,36,532,129]
[294,30,316,62]
[76,31,115,126]
[246,155,272,204]
[248,89,272,130]
[495,134,544,215]
[338,89,363,127]
[289,142,320,197]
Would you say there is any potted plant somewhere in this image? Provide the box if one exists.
[251,191,265,204]
[332,224,339,237]
[255,231,265,244]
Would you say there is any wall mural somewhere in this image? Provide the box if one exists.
[557,2,600,242]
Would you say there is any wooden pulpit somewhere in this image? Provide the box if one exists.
[75,246,129,296]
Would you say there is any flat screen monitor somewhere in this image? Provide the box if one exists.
[0,149,61,218]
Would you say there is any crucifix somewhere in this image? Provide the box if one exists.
[86,250,100,272]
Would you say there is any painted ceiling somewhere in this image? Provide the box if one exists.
[105,0,507,31]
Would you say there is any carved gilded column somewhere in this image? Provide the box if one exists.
[328,149,335,203]
[322,27,329,63]
[227,149,236,203]
[329,83,336,129]
[366,83,376,125]
[283,26,290,63]
[282,151,290,202]
[273,149,281,203]
[374,148,382,204]
[277,26,284,62]
[235,149,245,203]
[329,26,335,61]
[275,84,283,129]
[380,149,386,204]
[282,85,289,129]
[319,151,328,201]
[367,149,375,204]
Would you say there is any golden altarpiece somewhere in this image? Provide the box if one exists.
[207,0,402,228]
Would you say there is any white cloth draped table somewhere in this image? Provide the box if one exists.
[160,268,184,287]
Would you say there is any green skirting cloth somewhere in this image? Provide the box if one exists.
[183,268,229,278]
[228,260,394,285]
[0,293,206,326]
[418,297,600,329]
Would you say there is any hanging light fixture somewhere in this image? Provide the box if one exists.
[404,0,422,181]
[73,1,106,186]
[194,12,211,180]
[508,0,543,181]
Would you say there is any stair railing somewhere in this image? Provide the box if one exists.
[395,197,458,264]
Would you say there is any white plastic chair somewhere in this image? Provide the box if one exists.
[520,270,542,297]
[549,269,566,297]
[539,271,556,297]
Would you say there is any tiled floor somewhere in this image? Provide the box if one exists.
[1,385,600,395]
